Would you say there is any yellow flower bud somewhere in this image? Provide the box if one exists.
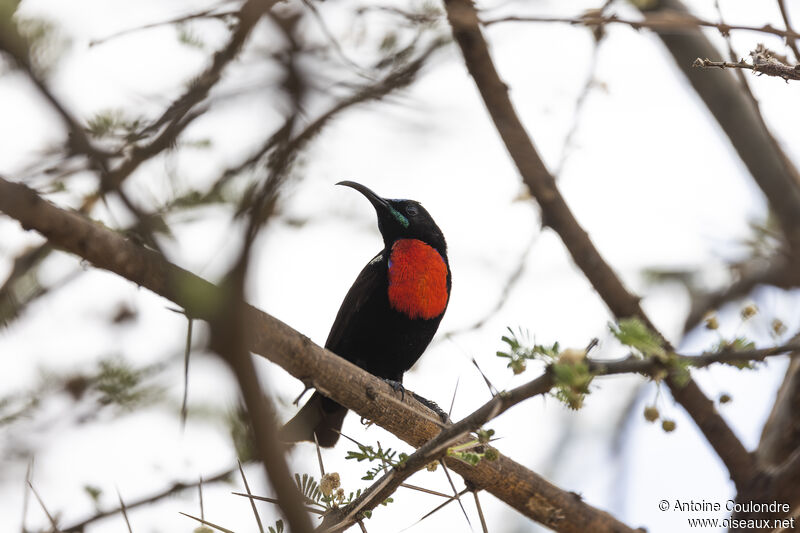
[557,348,587,365]
[320,472,341,497]
[643,406,660,422]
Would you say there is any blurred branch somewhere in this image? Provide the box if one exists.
[317,373,558,533]
[300,0,365,73]
[733,431,800,526]
[89,7,240,47]
[139,0,273,138]
[0,17,110,173]
[320,335,800,531]
[208,264,315,533]
[682,256,793,333]
[484,2,800,259]
[204,39,314,529]
[0,176,638,533]
[631,0,800,261]
[8,177,800,530]
[62,467,236,532]
[776,0,800,62]
[441,231,536,339]
[639,6,800,494]
[0,31,444,338]
[482,11,800,42]
[0,0,277,329]
[443,0,756,491]
[591,342,800,375]
[757,354,800,469]
[755,333,800,516]
[212,36,446,197]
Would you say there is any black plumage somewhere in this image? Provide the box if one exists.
[280,181,451,446]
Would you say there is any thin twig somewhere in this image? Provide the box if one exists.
[238,461,265,533]
[473,490,489,533]
[777,0,800,62]
[439,460,472,529]
[483,12,800,41]
[442,232,537,339]
[300,0,366,74]
[179,512,236,533]
[693,55,800,81]
[448,377,459,417]
[89,8,239,47]
[61,468,235,532]
[20,459,33,533]
[181,317,193,426]
[27,482,60,532]
[401,487,471,531]
[443,0,756,491]
[0,176,650,533]
[399,483,452,499]
[470,357,498,397]
[314,433,326,477]
[117,490,134,533]
[231,492,326,515]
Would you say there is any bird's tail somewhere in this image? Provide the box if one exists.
[279,392,347,447]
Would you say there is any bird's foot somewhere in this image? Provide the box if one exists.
[411,392,450,424]
[293,385,313,405]
[383,379,406,401]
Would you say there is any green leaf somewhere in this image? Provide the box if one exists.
[83,485,102,503]
[609,318,665,358]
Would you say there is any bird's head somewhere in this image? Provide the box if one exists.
[337,181,447,256]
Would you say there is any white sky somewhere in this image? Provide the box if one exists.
[1,0,800,532]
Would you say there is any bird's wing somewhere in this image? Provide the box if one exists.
[324,251,386,354]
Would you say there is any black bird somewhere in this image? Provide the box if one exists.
[280,181,451,447]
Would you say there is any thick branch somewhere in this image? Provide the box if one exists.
[318,374,555,532]
[634,0,800,258]
[319,339,799,532]
[0,0,275,322]
[776,0,800,63]
[442,0,755,490]
[757,336,800,472]
[485,2,800,258]
[0,177,637,532]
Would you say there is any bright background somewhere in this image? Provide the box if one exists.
[1,0,799,532]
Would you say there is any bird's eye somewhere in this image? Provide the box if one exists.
[406,205,418,216]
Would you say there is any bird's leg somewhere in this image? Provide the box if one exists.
[411,392,450,423]
[382,378,406,401]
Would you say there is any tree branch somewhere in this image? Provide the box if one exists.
[693,50,800,82]
[62,467,236,532]
[319,339,799,532]
[682,257,791,334]
[484,2,800,258]
[776,0,800,62]
[0,176,638,532]
[757,337,800,473]
[442,0,755,490]
[483,12,800,42]
[7,175,799,531]
[632,0,800,260]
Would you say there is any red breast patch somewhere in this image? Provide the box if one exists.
[387,239,449,320]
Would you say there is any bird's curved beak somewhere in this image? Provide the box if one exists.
[336,181,392,213]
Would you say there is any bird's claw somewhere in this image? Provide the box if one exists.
[411,392,450,423]
[383,379,406,401]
